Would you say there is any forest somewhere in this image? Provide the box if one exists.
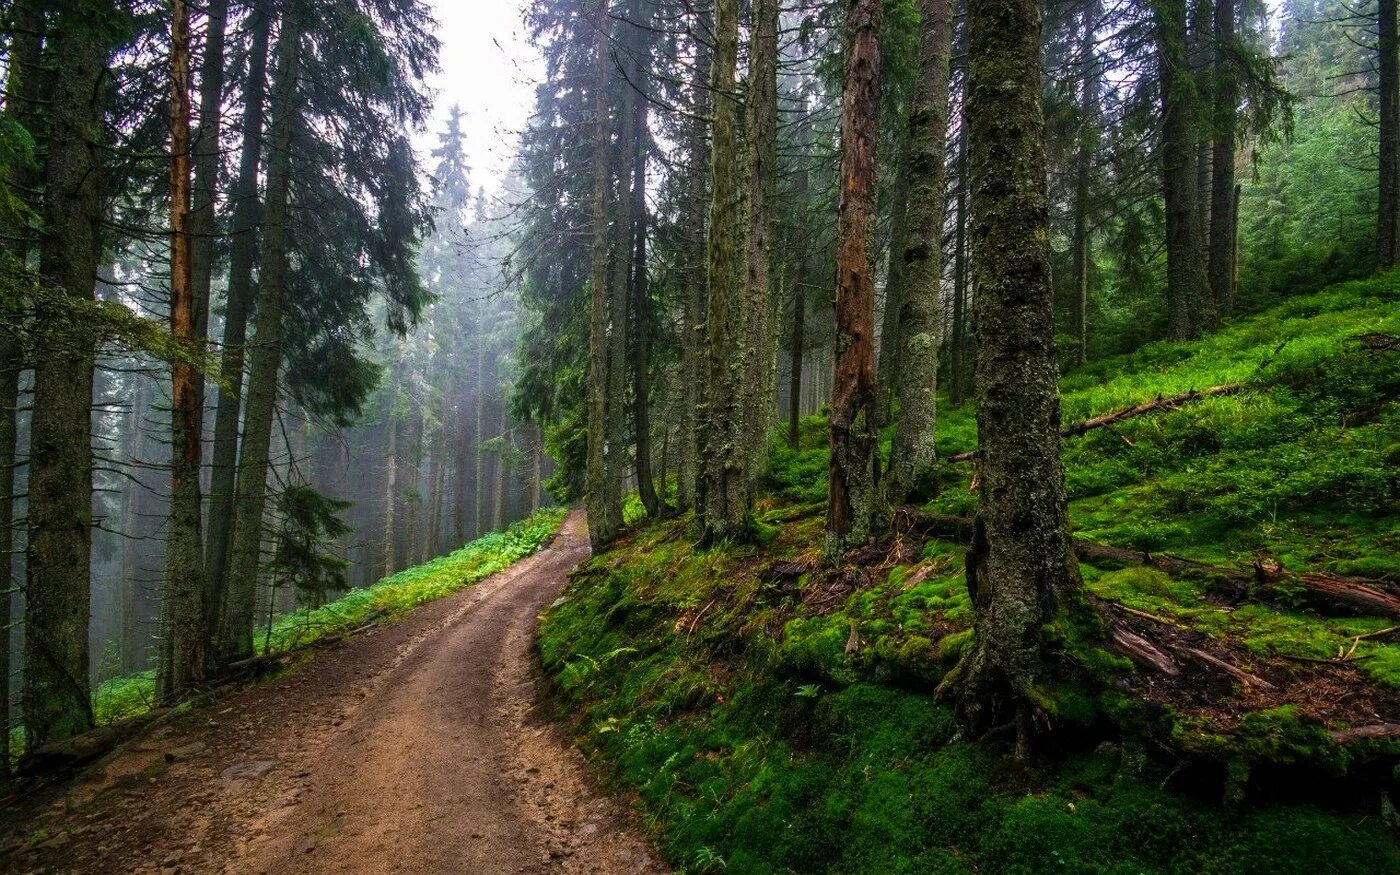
[0,0,1397,872]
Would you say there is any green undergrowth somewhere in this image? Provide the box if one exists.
[87,507,568,728]
[540,276,1400,873]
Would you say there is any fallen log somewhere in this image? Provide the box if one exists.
[1329,724,1400,744]
[945,384,1243,463]
[18,707,172,776]
[897,510,1400,620]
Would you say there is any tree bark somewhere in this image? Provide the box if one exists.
[1070,1,1100,366]
[677,5,712,513]
[24,2,113,748]
[205,3,271,637]
[629,88,659,518]
[1377,0,1397,270]
[954,0,1087,749]
[160,0,207,702]
[383,367,400,575]
[190,0,227,350]
[949,119,969,407]
[0,0,43,771]
[585,0,623,547]
[1156,0,1212,340]
[887,0,952,506]
[697,0,751,543]
[743,0,779,476]
[1208,0,1237,314]
[825,0,883,558]
[219,11,300,663]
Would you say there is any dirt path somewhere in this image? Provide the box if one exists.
[4,512,667,875]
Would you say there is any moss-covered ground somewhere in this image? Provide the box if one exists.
[537,275,1400,873]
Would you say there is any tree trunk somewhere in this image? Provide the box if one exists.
[677,5,712,513]
[205,3,271,637]
[887,0,951,506]
[383,371,399,575]
[787,278,806,450]
[696,0,750,543]
[0,0,43,771]
[473,340,486,538]
[24,3,113,749]
[743,0,779,476]
[955,0,1087,751]
[949,120,969,407]
[189,0,228,353]
[604,20,634,536]
[219,11,300,664]
[528,424,542,513]
[825,0,883,558]
[161,0,207,701]
[1156,0,1212,340]
[629,91,659,518]
[876,156,910,426]
[1070,1,1099,366]
[1208,0,1238,315]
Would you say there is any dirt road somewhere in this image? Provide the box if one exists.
[5,511,667,875]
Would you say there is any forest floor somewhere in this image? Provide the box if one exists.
[0,511,666,875]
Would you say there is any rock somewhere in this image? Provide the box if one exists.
[165,742,207,762]
[220,760,277,782]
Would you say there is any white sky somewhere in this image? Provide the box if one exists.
[416,0,542,195]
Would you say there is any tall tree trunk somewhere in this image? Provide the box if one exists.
[696,0,749,543]
[205,3,271,636]
[528,424,542,513]
[1070,1,1099,366]
[1156,0,1212,340]
[161,0,207,701]
[24,3,113,748]
[1383,0,1399,269]
[743,0,779,476]
[585,0,623,547]
[604,22,634,535]
[677,5,712,513]
[190,0,227,356]
[629,94,660,518]
[825,0,883,558]
[949,120,969,406]
[0,0,43,771]
[1208,0,1238,314]
[887,0,951,506]
[219,11,300,663]
[955,0,1087,753]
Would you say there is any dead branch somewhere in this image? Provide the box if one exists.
[945,384,1243,462]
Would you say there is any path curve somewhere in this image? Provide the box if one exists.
[6,511,666,875]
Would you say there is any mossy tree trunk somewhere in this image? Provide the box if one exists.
[1382,0,1399,270]
[24,1,115,749]
[219,11,300,663]
[585,0,624,548]
[160,0,207,701]
[696,0,750,544]
[887,0,951,507]
[1156,0,1212,340]
[953,0,1087,753]
[629,76,660,519]
[677,4,712,514]
[825,0,883,559]
[206,3,271,642]
[743,0,779,479]
[1208,0,1238,314]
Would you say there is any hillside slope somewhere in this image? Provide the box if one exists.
[538,275,1400,874]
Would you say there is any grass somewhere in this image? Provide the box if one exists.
[539,274,1400,873]
[86,507,568,729]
